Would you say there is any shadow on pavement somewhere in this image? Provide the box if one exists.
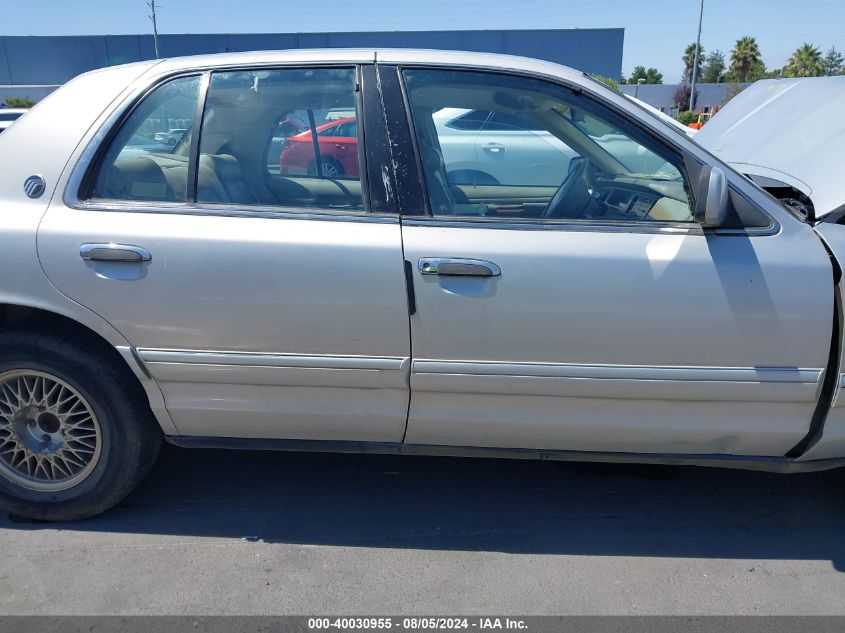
[4,443,845,569]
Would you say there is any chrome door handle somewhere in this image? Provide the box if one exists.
[80,243,151,263]
[482,143,506,154]
[418,258,501,277]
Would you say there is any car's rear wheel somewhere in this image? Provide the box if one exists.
[0,330,161,521]
[309,158,344,178]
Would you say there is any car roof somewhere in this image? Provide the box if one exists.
[143,48,587,83]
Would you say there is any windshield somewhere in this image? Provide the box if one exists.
[552,105,682,179]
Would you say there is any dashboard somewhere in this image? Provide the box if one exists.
[581,176,691,222]
[594,186,659,220]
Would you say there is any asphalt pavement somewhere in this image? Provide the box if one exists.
[1,443,844,614]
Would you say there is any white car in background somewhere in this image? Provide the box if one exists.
[0,109,28,134]
[153,127,187,146]
[433,107,577,186]
[434,107,670,186]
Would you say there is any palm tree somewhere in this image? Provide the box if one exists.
[730,36,761,83]
[785,43,825,77]
[682,43,705,83]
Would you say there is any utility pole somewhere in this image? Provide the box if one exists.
[148,0,161,59]
[689,0,704,112]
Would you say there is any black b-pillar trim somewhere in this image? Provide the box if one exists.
[374,64,428,216]
[360,64,396,214]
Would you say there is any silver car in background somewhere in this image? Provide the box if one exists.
[1,49,845,521]
[434,106,671,187]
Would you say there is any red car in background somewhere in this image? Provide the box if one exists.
[279,117,359,178]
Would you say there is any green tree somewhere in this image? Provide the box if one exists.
[784,43,825,77]
[3,96,35,108]
[677,111,698,126]
[725,58,780,83]
[729,36,762,83]
[701,50,726,83]
[628,65,663,84]
[591,74,619,91]
[823,46,844,76]
[682,42,705,83]
[760,65,783,79]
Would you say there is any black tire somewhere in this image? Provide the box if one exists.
[308,157,344,178]
[0,329,161,521]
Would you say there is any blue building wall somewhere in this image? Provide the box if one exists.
[0,29,624,87]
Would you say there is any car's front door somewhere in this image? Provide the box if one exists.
[39,64,411,442]
[387,65,833,457]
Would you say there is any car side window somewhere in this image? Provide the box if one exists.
[403,69,694,223]
[203,68,363,210]
[482,111,536,132]
[444,109,490,131]
[87,75,200,203]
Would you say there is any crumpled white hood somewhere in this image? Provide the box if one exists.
[695,76,845,217]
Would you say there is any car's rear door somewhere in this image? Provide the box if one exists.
[380,62,832,457]
[38,61,412,442]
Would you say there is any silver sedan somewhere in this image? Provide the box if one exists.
[0,49,844,521]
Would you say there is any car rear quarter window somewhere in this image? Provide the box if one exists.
[444,109,490,131]
[85,75,200,203]
[444,110,536,132]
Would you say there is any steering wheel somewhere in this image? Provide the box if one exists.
[542,157,592,219]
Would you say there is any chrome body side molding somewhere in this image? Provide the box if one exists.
[140,349,408,371]
[138,350,411,390]
[411,361,822,402]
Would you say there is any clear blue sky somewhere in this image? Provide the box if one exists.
[3,0,843,81]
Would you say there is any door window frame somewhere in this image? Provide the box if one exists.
[380,63,778,237]
[65,63,398,223]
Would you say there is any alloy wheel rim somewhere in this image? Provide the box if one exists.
[0,370,102,492]
[322,161,340,177]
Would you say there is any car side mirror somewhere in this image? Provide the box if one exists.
[695,165,730,228]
